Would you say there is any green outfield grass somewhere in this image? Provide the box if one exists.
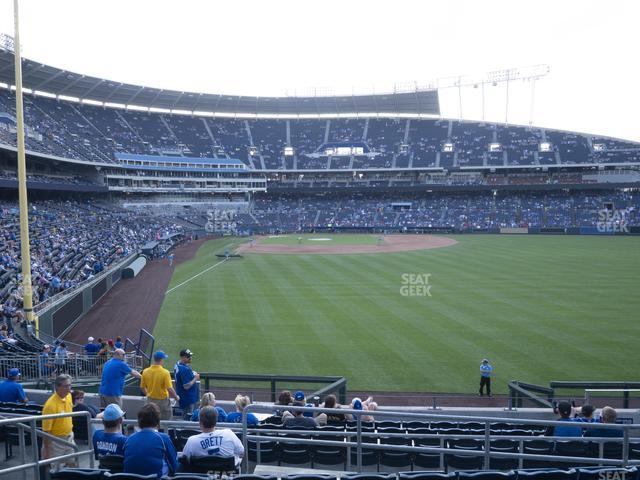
[154,235,640,393]
[259,233,379,245]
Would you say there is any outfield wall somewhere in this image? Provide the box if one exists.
[36,254,140,338]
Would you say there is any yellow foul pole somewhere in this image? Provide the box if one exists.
[13,0,35,329]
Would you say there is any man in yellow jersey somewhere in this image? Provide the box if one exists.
[41,374,77,471]
[140,351,179,420]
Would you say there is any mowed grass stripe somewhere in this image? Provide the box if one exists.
[154,235,640,393]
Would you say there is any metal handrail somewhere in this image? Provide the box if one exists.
[0,411,94,479]
[242,404,640,474]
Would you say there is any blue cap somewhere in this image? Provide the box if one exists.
[294,390,305,401]
[102,404,125,421]
[153,351,168,361]
[8,368,20,378]
[352,398,363,410]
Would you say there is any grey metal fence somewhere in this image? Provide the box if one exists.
[0,353,144,382]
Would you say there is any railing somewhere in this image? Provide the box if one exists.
[550,382,640,410]
[508,380,554,408]
[242,404,640,474]
[585,389,640,409]
[198,372,347,404]
[0,411,94,479]
[0,353,144,383]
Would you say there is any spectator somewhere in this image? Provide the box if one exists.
[99,348,141,407]
[349,396,376,423]
[174,348,200,419]
[576,404,597,422]
[40,344,53,377]
[225,394,260,426]
[0,368,28,403]
[84,336,99,356]
[584,406,624,438]
[114,336,124,350]
[479,358,492,397]
[54,342,68,375]
[72,389,99,417]
[182,406,244,467]
[282,400,319,428]
[191,392,227,423]
[123,402,178,478]
[41,374,77,471]
[293,390,314,417]
[545,401,583,437]
[322,394,345,424]
[93,403,127,459]
[140,351,179,420]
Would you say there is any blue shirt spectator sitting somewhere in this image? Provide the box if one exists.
[546,401,583,437]
[191,392,227,423]
[225,394,260,426]
[93,404,127,459]
[584,406,624,438]
[0,368,28,403]
[124,403,177,478]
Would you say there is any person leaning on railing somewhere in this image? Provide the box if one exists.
[41,374,77,472]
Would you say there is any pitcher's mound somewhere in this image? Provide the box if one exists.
[237,235,457,255]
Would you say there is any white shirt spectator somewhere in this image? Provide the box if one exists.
[181,429,244,466]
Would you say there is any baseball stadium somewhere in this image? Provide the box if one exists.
[0,2,639,478]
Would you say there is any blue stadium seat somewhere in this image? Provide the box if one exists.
[458,472,515,479]
[515,469,577,479]
[51,469,107,479]
[399,472,455,480]
[104,473,158,479]
[342,475,395,480]
[284,475,336,480]
[577,467,634,480]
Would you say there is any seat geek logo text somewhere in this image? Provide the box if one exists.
[400,273,432,297]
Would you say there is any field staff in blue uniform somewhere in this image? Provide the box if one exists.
[0,368,28,403]
[174,348,200,418]
[479,358,493,397]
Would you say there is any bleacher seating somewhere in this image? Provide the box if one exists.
[2,89,639,169]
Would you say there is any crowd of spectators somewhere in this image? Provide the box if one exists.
[246,191,639,232]
[0,199,183,315]
[2,89,640,168]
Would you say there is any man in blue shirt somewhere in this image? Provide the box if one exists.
[93,403,127,459]
[174,348,200,419]
[99,349,141,407]
[479,358,493,397]
[545,401,583,437]
[84,337,100,356]
[0,368,28,403]
[124,403,178,477]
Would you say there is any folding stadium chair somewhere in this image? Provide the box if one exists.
[342,475,396,480]
[98,454,124,473]
[312,444,347,469]
[489,439,520,470]
[278,440,312,467]
[103,473,158,479]
[180,455,238,475]
[284,475,336,480]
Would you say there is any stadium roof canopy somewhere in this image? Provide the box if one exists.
[0,49,440,117]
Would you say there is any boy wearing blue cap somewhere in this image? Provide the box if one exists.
[0,368,28,403]
[93,404,127,459]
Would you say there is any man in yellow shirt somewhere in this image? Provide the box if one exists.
[41,374,77,471]
[140,351,179,420]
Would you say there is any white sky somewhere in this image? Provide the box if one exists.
[0,0,639,141]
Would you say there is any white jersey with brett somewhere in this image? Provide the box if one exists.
[181,429,244,465]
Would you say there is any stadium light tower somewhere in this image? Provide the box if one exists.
[12,0,35,331]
